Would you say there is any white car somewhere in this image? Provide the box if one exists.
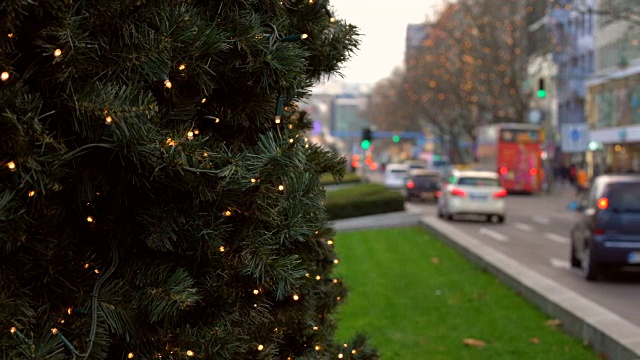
[384,163,409,188]
[437,169,507,223]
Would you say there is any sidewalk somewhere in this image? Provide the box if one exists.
[331,201,640,360]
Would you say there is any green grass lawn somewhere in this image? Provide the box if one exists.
[332,227,599,359]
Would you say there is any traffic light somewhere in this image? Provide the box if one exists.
[361,127,372,150]
[392,134,400,143]
[537,78,546,98]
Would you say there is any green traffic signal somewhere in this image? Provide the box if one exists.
[361,139,371,149]
[392,135,400,143]
[537,89,546,98]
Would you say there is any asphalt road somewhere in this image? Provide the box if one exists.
[405,184,640,328]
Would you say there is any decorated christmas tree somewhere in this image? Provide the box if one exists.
[0,1,376,358]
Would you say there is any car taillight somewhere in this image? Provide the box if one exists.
[597,197,608,210]
[529,168,537,176]
[435,190,442,198]
[594,228,606,235]
[407,180,415,189]
[499,166,508,175]
[493,189,508,198]
[450,188,466,197]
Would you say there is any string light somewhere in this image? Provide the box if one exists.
[278,185,284,191]
[186,350,194,357]
[292,294,299,301]
[333,259,339,264]
[53,49,62,57]
[193,129,199,135]
[10,327,16,334]
[315,275,321,280]
[166,138,176,146]
[327,240,334,245]
[94,269,100,274]
[164,80,172,88]
[313,326,319,331]
[187,131,194,140]
[128,353,135,359]
[6,161,16,171]
[315,345,321,351]
[105,115,113,125]
[51,328,59,335]
[86,216,94,223]
[338,354,344,359]
[253,289,260,295]
[223,210,232,217]
[352,350,358,354]
[257,345,264,351]
[219,245,226,252]
[250,178,257,183]
[7,33,14,38]
[1,72,9,81]
[178,64,186,70]
[66,307,72,315]
[201,98,206,103]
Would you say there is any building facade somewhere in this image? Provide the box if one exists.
[585,1,640,174]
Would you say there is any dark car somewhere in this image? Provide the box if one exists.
[569,174,640,280]
[405,169,441,202]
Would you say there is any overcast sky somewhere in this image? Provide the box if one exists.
[328,0,447,85]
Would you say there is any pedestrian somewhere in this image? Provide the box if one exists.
[576,167,589,196]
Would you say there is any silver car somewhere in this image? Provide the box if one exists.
[437,169,507,223]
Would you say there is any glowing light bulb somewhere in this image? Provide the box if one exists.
[251,178,257,183]
[164,80,172,88]
[1,72,9,81]
[352,350,357,354]
[86,216,94,223]
[313,326,319,331]
[186,350,194,357]
[7,161,16,171]
[193,129,199,135]
[336,296,341,301]
[178,64,186,70]
[253,289,259,295]
[219,245,225,252]
[105,115,113,124]
[289,138,294,143]
[53,49,62,57]
[333,259,339,264]
[7,33,14,38]
[187,131,194,140]
[327,240,334,245]
[330,17,336,22]
[166,138,176,146]
[315,275,321,280]
[67,307,72,315]
[28,191,36,197]
[343,344,348,348]
[215,117,220,123]
[338,354,344,359]
[275,116,281,124]
[223,210,232,217]
[257,345,264,351]
[84,263,89,269]
[128,353,134,359]
[333,279,339,284]
[51,328,59,335]
[201,98,206,103]
[278,185,284,191]
[315,345,321,351]
[292,294,299,301]
[10,327,16,334]
[94,269,100,274]
[301,34,308,39]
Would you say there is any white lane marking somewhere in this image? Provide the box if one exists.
[533,216,550,225]
[514,222,533,231]
[545,232,570,244]
[550,257,571,269]
[479,227,509,242]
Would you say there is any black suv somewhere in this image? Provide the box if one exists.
[405,169,441,202]
[569,174,640,280]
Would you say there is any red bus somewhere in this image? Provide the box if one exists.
[476,123,544,193]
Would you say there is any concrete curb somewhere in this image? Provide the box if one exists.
[420,215,640,360]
